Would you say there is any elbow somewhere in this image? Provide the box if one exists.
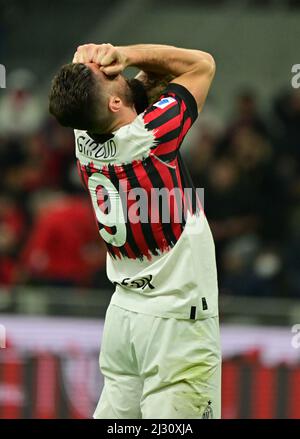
[206,53,216,75]
[196,52,216,76]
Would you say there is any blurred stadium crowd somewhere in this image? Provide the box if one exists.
[0,69,299,299]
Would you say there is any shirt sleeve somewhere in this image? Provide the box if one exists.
[143,83,198,162]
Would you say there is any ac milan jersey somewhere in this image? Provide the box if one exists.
[75,83,218,320]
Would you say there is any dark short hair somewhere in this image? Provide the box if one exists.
[49,63,104,131]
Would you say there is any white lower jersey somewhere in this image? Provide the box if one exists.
[109,212,218,321]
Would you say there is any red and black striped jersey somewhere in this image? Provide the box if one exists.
[76,83,200,261]
[75,83,218,320]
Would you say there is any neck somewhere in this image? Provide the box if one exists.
[106,107,137,133]
[89,107,137,136]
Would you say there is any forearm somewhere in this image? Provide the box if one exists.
[120,44,214,77]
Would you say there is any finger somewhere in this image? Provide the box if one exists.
[100,64,123,76]
[72,52,78,63]
[100,48,117,67]
[100,54,114,67]
[76,51,86,63]
[73,47,86,63]
[94,43,114,65]
[74,44,95,63]
[74,45,85,62]
[85,44,98,63]
[91,45,103,65]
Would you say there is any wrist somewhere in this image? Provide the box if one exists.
[116,46,132,69]
[117,46,146,69]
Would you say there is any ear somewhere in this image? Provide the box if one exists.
[108,95,122,113]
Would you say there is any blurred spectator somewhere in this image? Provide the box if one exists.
[273,89,300,159]
[221,238,283,297]
[222,90,270,148]
[0,193,25,286]
[283,193,300,297]
[203,156,260,279]
[228,125,287,241]
[0,69,44,136]
[20,192,107,288]
[205,157,260,240]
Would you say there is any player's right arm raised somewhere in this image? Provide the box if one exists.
[73,43,216,113]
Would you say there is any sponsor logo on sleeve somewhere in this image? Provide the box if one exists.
[153,97,176,109]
